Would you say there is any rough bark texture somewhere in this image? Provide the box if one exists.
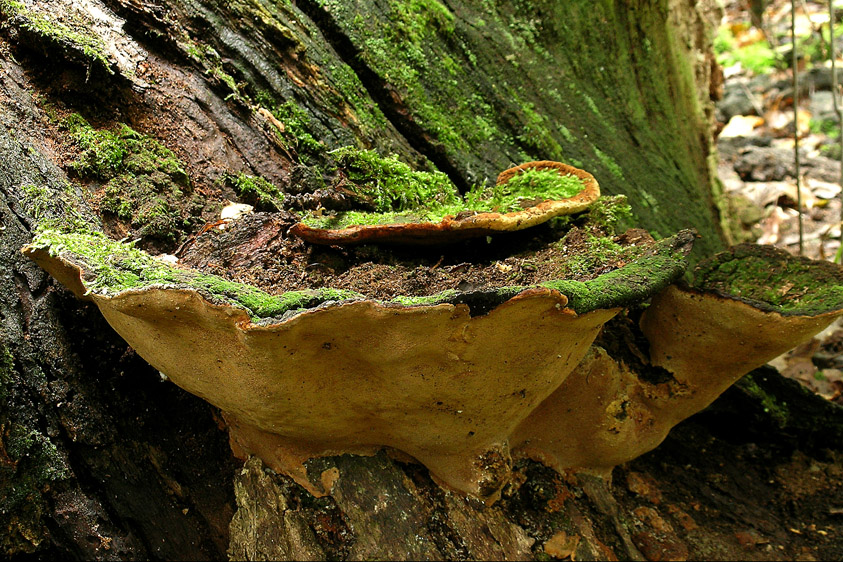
[1,0,842,560]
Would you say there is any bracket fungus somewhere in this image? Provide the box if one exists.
[290,161,599,245]
[22,225,691,500]
[640,244,843,422]
[511,244,843,477]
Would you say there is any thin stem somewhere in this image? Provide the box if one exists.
[793,0,804,255]
[833,0,843,262]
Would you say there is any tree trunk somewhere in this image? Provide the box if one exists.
[1,0,841,560]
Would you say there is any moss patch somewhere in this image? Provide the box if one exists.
[221,172,285,212]
[0,0,111,72]
[30,230,360,318]
[63,114,202,243]
[255,93,325,158]
[692,244,843,316]
[30,224,691,320]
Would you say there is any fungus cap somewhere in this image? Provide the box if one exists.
[22,227,696,498]
[290,161,599,245]
[640,244,843,420]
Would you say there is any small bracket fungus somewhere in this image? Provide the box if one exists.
[22,229,691,500]
[512,244,843,476]
[640,244,843,422]
[290,161,599,245]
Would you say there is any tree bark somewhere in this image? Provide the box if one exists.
[1,0,841,560]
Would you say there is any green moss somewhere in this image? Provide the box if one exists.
[496,168,584,206]
[303,149,586,229]
[222,172,285,211]
[326,63,390,132]
[256,93,324,157]
[323,146,460,213]
[19,181,96,233]
[63,115,200,242]
[315,0,501,154]
[692,244,843,316]
[736,373,789,427]
[0,0,111,72]
[553,233,644,280]
[30,230,362,318]
[578,195,634,233]
[593,147,624,181]
[64,114,125,178]
[33,227,691,320]
[391,289,459,306]
[543,231,693,314]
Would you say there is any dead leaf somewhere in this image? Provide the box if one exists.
[544,531,580,560]
[720,115,765,138]
[626,471,662,505]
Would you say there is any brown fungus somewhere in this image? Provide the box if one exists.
[512,245,843,476]
[22,228,693,500]
[290,161,599,245]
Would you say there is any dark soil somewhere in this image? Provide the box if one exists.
[175,210,654,300]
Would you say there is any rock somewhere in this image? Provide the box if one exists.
[717,80,759,122]
[733,145,842,183]
[810,91,839,123]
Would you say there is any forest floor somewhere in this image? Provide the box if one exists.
[717,0,843,405]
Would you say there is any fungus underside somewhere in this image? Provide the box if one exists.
[30,226,690,319]
[692,244,843,316]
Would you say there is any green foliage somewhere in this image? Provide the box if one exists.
[809,118,841,139]
[714,26,779,75]
[223,172,285,211]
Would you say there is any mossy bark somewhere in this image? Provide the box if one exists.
[2,0,841,560]
[103,0,726,255]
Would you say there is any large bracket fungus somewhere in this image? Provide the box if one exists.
[290,160,599,245]
[640,244,843,422]
[23,225,691,500]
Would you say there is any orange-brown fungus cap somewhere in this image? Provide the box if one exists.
[290,161,600,245]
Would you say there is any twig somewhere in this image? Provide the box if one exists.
[739,80,765,117]
[832,0,843,263]
[793,0,805,256]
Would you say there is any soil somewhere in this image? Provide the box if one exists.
[175,209,654,301]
